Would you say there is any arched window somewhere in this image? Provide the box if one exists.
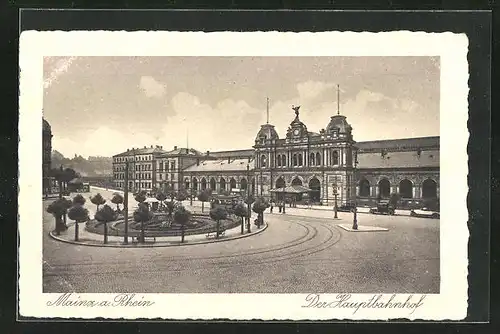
[292,177,303,186]
[359,178,371,197]
[332,150,339,165]
[201,178,207,190]
[277,155,282,167]
[192,178,198,191]
[230,178,236,190]
[276,177,286,188]
[293,154,298,166]
[220,178,226,191]
[240,178,248,190]
[309,153,315,166]
[298,154,303,166]
[399,179,413,199]
[422,178,438,199]
[281,155,287,167]
[210,178,216,190]
[308,177,321,202]
[316,152,321,166]
[261,154,267,168]
[378,178,390,198]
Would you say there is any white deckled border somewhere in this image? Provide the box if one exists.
[18,31,469,320]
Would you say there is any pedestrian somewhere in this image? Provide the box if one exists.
[270,202,274,213]
[278,202,282,213]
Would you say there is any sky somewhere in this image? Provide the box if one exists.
[43,56,440,158]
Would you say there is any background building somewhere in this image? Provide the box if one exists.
[42,118,53,195]
[112,107,439,205]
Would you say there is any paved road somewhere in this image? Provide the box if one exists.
[43,188,440,293]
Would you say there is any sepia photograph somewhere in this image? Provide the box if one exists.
[41,56,441,294]
[18,31,469,320]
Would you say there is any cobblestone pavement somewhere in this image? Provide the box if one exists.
[43,188,440,293]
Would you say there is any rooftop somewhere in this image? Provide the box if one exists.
[357,136,439,152]
[113,145,167,157]
[358,149,440,169]
[158,147,204,157]
[184,158,255,172]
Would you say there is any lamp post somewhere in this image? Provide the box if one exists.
[123,160,129,244]
[190,172,193,206]
[246,164,251,232]
[352,150,359,230]
[333,183,338,219]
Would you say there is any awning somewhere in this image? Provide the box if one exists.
[144,197,159,203]
[270,185,312,194]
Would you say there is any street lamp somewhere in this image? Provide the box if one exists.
[352,150,359,230]
[246,164,251,232]
[190,172,193,206]
[333,183,338,219]
[123,160,130,244]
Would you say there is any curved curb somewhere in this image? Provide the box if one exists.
[48,223,268,248]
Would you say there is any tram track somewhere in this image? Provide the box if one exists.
[45,220,343,278]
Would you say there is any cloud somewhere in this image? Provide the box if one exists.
[296,81,336,101]
[165,92,264,151]
[52,89,437,158]
[139,76,167,98]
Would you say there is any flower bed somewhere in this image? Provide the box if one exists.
[85,213,240,237]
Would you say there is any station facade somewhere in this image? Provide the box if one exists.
[112,107,439,205]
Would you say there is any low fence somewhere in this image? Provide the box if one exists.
[86,214,241,237]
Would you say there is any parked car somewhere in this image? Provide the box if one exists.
[410,207,440,219]
[337,202,356,212]
[369,200,396,215]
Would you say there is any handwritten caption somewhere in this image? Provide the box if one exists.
[302,293,427,315]
[47,293,155,307]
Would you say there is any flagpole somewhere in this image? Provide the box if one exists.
[337,84,340,115]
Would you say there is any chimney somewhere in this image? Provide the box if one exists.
[174,145,177,150]
[196,158,200,166]
[248,156,251,163]
[127,149,129,152]
[151,145,153,148]
[228,157,231,164]
[144,146,146,149]
[206,150,210,156]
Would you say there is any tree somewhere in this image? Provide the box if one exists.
[94,204,118,244]
[46,198,72,235]
[173,205,192,243]
[73,194,86,206]
[90,193,106,212]
[165,200,177,220]
[111,193,124,212]
[252,197,270,228]
[155,191,167,210]
[233,202,248,235]
[244,195,256,232]
[67,205,89,241]
[209,206,228,239]
[134,191,147,204]
[197,189,212,213]
[164,184,176,201]
[133,203,153,243]
[176,188,189,202]
[61,167,78,193]
[244,194,255,206]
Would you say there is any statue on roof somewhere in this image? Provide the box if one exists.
[292,105,300,117]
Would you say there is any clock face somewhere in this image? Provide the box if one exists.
[293,129,300,136]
